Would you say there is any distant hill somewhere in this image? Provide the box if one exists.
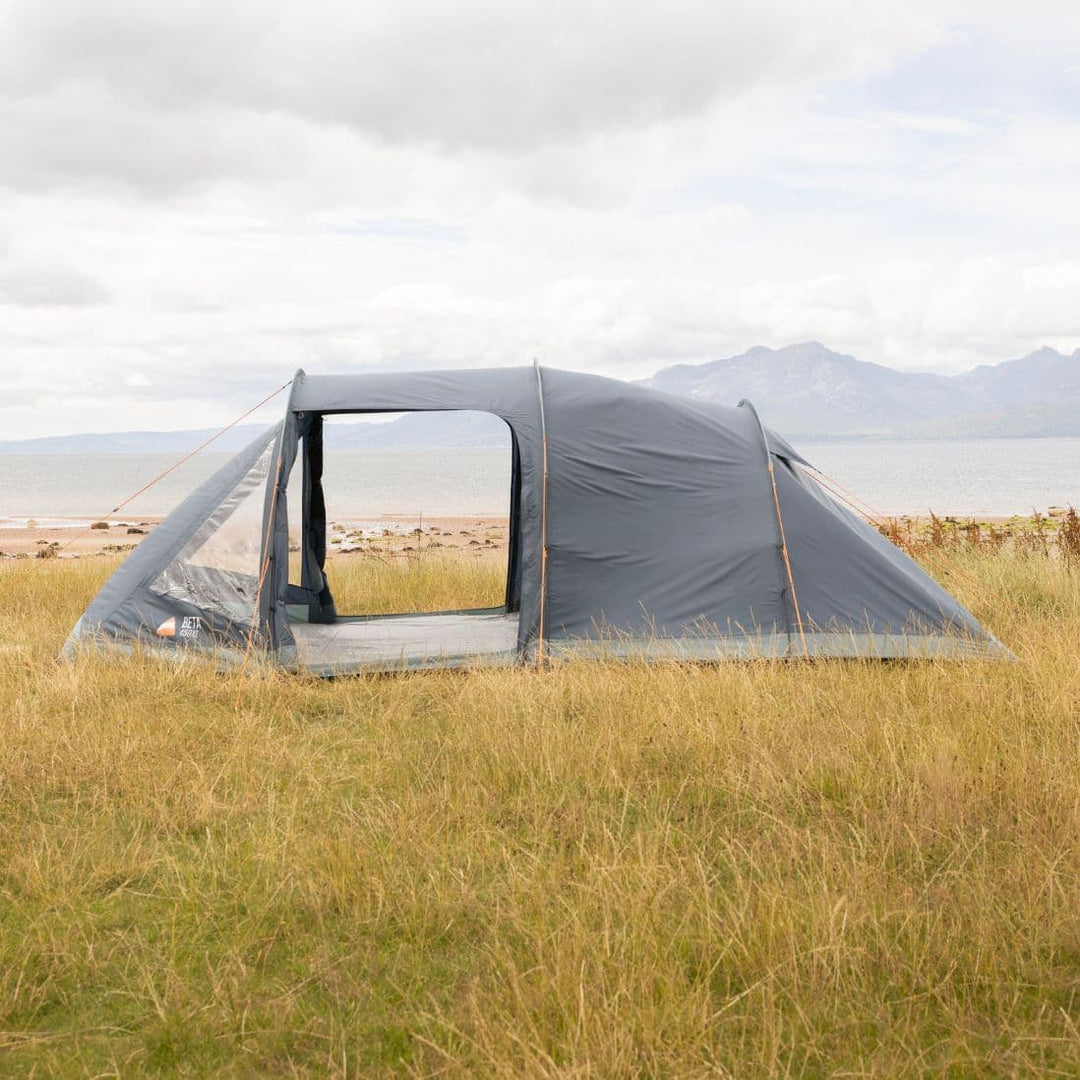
[3,343,1078,452]
[324,410,510,450]
[0,411,510,455]
[646,342,1080,439]
[0,424,273,456]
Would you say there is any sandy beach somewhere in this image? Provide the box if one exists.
[0,517,164,559]
[3,506,1074,563]
[0,515,512,560]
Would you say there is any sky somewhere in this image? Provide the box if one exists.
[2,0,1079,439]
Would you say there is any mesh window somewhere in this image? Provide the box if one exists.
[150,440,275,623]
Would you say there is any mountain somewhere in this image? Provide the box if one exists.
[323,410,509,449]
[3,344,1078,452]
[0,410,509,455]
[646,342,1080,439]
[0,424,273,456]
[947,346,1080,435]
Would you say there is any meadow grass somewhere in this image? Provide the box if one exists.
[314,549,507,615]
[0,546,1077,1077]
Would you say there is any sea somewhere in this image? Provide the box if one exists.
[2,439,1080,526]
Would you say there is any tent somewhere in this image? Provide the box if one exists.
[64,365,1010,673]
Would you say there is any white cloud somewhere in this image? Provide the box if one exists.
[0,1,1078,438]
[1,2,944,155]
[0,244,111,307]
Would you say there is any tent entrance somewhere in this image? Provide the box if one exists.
[284,410,521,672]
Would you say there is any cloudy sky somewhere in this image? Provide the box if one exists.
[2,1,1079,438]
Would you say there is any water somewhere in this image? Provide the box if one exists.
[0,449,513,522]
[2,439,1079,522]
[793,438,1080,517]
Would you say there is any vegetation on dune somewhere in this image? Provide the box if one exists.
[0,543,1078,1077]
[877,507,1080,563]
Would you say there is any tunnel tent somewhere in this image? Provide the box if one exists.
[63,365,1011,673]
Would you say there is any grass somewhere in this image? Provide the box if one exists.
[0,543,1078,1077]
[313,549,506,615]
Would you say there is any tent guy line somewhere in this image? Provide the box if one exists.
[59,379,294,554]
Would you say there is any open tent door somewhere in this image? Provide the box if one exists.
[280,412,337,626]
[281,409,522,674]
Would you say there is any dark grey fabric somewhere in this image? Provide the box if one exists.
[772,457,986,638]
[540,370,784,642]
[64,364,1012,670]
[261,390,296,659]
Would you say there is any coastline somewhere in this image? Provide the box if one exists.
[2,509,1074,561]
[0,515,512,560]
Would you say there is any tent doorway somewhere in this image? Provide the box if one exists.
[284,410,523,672]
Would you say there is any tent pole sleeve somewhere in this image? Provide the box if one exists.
[738,399,810,660]
[534,359,549,667]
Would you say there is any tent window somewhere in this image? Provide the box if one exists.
[150,439,274,623]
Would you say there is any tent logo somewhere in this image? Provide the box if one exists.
[156,616,201,639]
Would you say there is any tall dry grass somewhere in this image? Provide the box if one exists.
[322,550,506,614]
[0,543,1077,1077]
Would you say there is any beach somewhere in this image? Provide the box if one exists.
[5,509,1074,563]
[0,514,512,561]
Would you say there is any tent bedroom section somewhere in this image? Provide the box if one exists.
[64,365,1011,673]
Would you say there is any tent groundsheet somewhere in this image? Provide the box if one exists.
[288,612,520,674]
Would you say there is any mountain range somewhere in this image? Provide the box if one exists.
[0,410,511,456]
[646,342,1080,439]
[2,342,1078,453]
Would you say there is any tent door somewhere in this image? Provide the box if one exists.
[290,414,337,623]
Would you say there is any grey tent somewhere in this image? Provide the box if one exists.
[64,365,1010,673]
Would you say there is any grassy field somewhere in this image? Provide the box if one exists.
[301,547,508,616]
[1,539,1078,1076]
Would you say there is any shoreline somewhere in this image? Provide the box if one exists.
[0,515,513,560]
[1,508,1075,561]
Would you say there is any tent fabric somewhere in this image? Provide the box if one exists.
[64,365,1012,672]
[64,424,280,662]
